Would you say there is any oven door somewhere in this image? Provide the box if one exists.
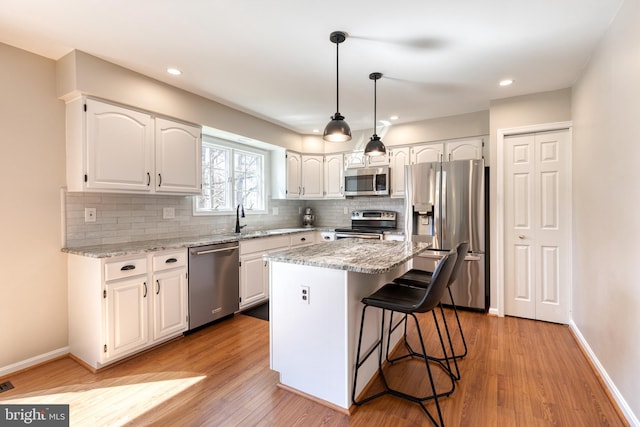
[335,232,383,240]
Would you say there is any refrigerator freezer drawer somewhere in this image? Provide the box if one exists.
[412,252,486,311]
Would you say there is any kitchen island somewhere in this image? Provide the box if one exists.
[264,239,430,413]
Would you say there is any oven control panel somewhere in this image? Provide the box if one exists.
[351,210,397,221]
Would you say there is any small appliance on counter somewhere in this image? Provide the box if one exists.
[302,207,315,227]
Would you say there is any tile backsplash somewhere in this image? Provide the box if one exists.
[64,192,405,248]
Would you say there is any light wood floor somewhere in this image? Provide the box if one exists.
[0,310,628,426]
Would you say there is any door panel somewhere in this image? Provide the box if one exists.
[504,130,570,323]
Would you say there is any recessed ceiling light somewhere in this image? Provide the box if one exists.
[499,79,514,86]
[379,120,391,126]
[312,129,320,133]
[389,115,399,121]
[167,68,182,76]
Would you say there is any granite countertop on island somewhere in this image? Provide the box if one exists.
[264,238,430,274]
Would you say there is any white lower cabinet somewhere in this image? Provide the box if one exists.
[105,274,149,361]
[239,236,289,310]
[239,232,318,310]
[152,251,188,341]
[68,249,188,370]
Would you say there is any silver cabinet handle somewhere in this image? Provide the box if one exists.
[518,235,525,239]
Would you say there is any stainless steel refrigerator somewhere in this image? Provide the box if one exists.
[404,159,487,310]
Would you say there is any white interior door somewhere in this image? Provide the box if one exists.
[504,129,571,324]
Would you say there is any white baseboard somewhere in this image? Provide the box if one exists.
[569,320,639,427]
[0,347,70,378]
[488,307,499,316]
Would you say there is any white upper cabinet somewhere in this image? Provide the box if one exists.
[155,118,202,194]
[389,147,410,198]
[66,97,202,194]
[445,138,483,161]
[83,98,154,192]
[366,152,391,166]
[344,151,367,169]
[301,155,324,199]
[285,151,302,199]
[324,153,344,198]
[278,151,324,199]
[411,143,444,164]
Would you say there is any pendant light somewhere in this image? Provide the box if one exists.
[323,31,352,142]
[364,72,386,156]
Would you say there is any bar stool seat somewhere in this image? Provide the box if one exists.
[352,251,457,426]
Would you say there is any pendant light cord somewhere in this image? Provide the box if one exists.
[373,76,377,136]
[335,41,340,114]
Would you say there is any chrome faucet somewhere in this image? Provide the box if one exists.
[235,204,246,233]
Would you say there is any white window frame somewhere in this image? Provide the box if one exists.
[194,135,268,215]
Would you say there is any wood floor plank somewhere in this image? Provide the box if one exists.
[0,310,629,426]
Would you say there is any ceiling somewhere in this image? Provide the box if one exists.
[0,0,623,135]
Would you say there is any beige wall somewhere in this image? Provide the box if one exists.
[487,88,572,312]
[572,0,640,420]
[57,50,303,152]
[0,43,67,369]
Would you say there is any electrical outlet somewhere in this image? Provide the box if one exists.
[163,207,175,219]
[84,207,96,223]
[300,285,310,304]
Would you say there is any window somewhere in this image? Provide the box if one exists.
[196,136,266,214]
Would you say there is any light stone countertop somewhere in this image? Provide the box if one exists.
[61,227,328,258]
[263,239,431,274]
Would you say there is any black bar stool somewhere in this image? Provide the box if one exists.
[352,251,457,426]
[392,241,470,380]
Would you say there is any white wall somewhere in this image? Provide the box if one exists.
[0,43,68,368]
[572,0,640,420]
[488,88,572,311]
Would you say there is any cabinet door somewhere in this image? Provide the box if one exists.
[155,118,202,194]
[344,152,366,169]
[105,277,149,360]
[301,155,324,199]
[411,143,444,164]
[446,139,483,161]
[366,152,390,167]
[86,99,154,191]
[389,147,410,198]
[152,267,188,341]
[239,254,269,309]
[324,154,344,198]
[286,151,302,198]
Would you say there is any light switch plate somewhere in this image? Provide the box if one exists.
[163,207,175,219]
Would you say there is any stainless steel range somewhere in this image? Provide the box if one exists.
[334,210,398,239]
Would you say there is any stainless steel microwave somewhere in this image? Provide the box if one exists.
[344,166,390,196]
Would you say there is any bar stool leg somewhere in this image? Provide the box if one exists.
[448,287,468,360]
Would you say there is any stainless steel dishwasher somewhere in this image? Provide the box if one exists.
[188,241,239,330]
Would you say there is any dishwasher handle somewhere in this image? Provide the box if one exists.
[191,245,239,256]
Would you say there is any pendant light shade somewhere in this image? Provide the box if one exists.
[323,31,352,142]
[365,72,386,156]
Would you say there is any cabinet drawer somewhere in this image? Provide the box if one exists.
[240,235,290,255]
[152,250,187,271]
[104,257,148,281]
[290,232,316,247]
